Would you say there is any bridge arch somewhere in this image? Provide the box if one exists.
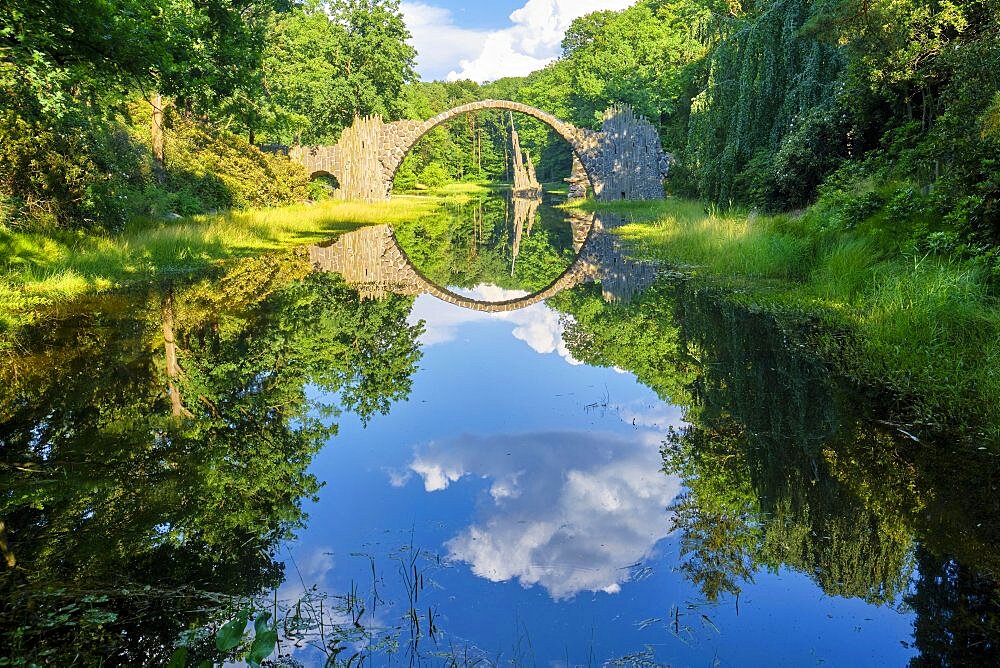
[290,100,668,202]
[381,100,598,195]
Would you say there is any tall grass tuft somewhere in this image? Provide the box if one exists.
[615,200,812,280]
[849,261,1000,429]
[810,237,881,303]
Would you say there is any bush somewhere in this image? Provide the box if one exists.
[0,99,311,233]
[741,104,853,211]
[161,111,310,211]
[0,108,145,231]
[417,161,451,188]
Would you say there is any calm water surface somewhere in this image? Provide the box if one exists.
[1,192,998,666]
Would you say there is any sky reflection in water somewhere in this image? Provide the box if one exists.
[286,290,916,665]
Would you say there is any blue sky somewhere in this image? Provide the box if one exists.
[400,1,638,83]
[420,1,526,29]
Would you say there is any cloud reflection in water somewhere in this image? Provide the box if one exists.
[403,430,682,600]
[408,287,580,364]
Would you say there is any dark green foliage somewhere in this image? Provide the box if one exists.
[681,0,847,204]
[0,106,146,230]
[0,260,422,664]
[740,103,854,210]
[479,0,1000,262]
[0,102,310,230]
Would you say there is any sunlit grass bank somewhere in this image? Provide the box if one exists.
[1,196,438,332]
[394,181,501,199]
[581,197,1000,437]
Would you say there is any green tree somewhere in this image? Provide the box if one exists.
[260,0,416,144]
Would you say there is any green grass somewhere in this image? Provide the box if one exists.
[586,197,1000,437]
[394,181,501,199]
[0,196,439,332]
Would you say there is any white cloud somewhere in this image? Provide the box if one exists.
[400,3,489,81]
[406,430,683,599]
[386,468,414,487]
[278,546,336,604]
[402,1,638,83]
[616,401,685,431]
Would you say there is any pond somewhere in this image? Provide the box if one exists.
[1,191,998,666]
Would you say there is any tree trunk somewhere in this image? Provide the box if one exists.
[162,291,191,419]
[0,520,15,569]
[151,93,166,184]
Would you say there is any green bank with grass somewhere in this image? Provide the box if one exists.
[575,194,1000,437]
[0,196,443,333]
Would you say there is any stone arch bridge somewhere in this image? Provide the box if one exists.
[290,100,670,202]
[307,211,657,313]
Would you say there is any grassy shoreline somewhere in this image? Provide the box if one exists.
[574,198,1000,438]
[0,196,443,333]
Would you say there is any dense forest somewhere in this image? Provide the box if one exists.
[404,0,999,256]
[3,0,997,254]
[0,0,417,228]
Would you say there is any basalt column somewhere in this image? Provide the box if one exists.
[591,106,668,201]
[334,116,385,202]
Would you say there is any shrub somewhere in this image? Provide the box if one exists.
[161,112,310,211]
[417,161,451,188]
[0,108,144,231]
[0,100,311,233]
[742,104,853,211]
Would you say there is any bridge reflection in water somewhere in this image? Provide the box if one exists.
[307,201,657,312]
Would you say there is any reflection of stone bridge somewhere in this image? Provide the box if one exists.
[291,100,669,202]
[308,211,657,313]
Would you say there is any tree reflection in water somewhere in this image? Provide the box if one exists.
[551,279,1000,665]
[0,253,422,664]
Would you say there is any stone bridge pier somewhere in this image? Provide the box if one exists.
[291,100,670,202]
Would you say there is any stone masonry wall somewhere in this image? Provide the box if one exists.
[292,100,669,203]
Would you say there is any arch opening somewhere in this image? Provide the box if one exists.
[308,170,340,197]
[389,104,593,197]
